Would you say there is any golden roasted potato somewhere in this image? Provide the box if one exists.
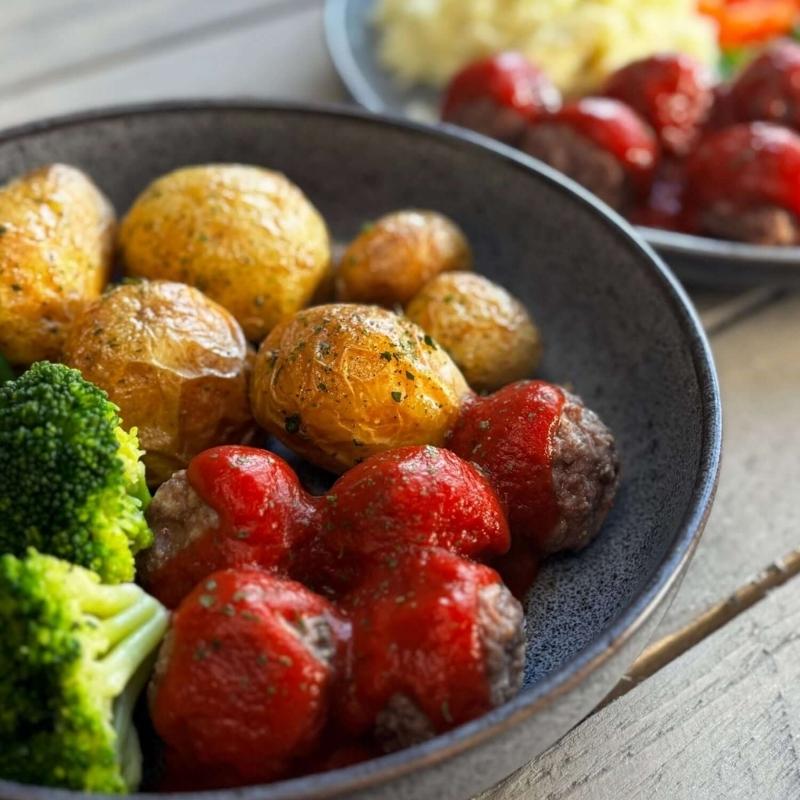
[118,164,331,342]
[335,210,472,306]
[0,164,114,364]
[63,280,254,485]
[250,303,471,473]
[406,272,542,392]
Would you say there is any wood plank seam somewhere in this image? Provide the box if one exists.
[602,547,800,706]
[0,0,323,99]
[479,573,800,799]
[700,287,787,336]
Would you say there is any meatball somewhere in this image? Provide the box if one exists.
[299,445,510,592]
[441,52,561,145]
[138,470,220,600]
[335,211,472,307]
[683,123,800,245]
[521,98,659,212]
[250,304,472,473]
[337,548,524,753]
[549,392,621,552]
[0,164,114,364]
[138,446,319,608]
[448,380,620,554]
[405,271,542,392]
[119,165,331,341]
[604,53,714,156]
[63,280,254,485]
[149,569,349,789]
[729,39,800,131]
[444,99,537,145]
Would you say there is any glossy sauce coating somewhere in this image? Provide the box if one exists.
[150,569,349,788]
[336,211,472,307]
[250,304,472,473]
[119,165,331,341]
[337,549,509,744]
[729,39,800,129]
[604,53,713,156]
[441,52,561,143]
[448,381,566,552]
[63,280,254,485]
[0,164,114,364]
[140,446,319,608]
[442,52,561,120]
[544,98,660,192]
[683,122,800,224]
[301,445,510,592]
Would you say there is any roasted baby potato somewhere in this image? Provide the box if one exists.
[63,280,254,485]
[250,303,471,473]
[118,165,331,342]
[336,210,472,306]
[0,164,114,364]
[405,272,542,392]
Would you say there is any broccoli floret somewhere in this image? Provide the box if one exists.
[0,549,169,793]
[0,362,152,583]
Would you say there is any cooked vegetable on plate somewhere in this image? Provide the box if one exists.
[373,0,718,96]
[0,362,151,583]
[405,271,543,392]
[63,280,254,485]
[0,158,621,793]
[0,549,168,792]
[250,303,471,473]
[335,210,472,305]
[0,164,114,364]
[119,165,331,341]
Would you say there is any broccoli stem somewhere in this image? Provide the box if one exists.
[113,656,157,792]
[81,580,144,619]
[97,594,169,698]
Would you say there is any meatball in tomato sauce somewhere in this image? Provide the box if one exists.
[521,98,659,211]
[604,53,714,156]
[337,548,524,752]
[442,52,561,145]
[684,122,800,245]
[449,381,620,555]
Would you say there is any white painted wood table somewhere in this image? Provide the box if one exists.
[4,2,799,798]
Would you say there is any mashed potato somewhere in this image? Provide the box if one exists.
[374,0,719,96]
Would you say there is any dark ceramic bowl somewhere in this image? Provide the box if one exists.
[0,101,721,800]
[326,0,800,288]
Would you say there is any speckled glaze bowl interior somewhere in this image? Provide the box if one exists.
[0,102,721,800]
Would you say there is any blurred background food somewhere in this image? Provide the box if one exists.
[373,0,719,95]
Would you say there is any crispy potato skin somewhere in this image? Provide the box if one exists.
[0,164,114,364]
[406,272,542,393]
[250,304,472,473]
[118,165,331,342]
[336,211,472,306]
[63,280,254,485]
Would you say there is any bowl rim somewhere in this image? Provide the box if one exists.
[639,225,800,266]
[0,99,722,800]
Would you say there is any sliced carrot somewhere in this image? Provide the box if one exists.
[699,0,800,46]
